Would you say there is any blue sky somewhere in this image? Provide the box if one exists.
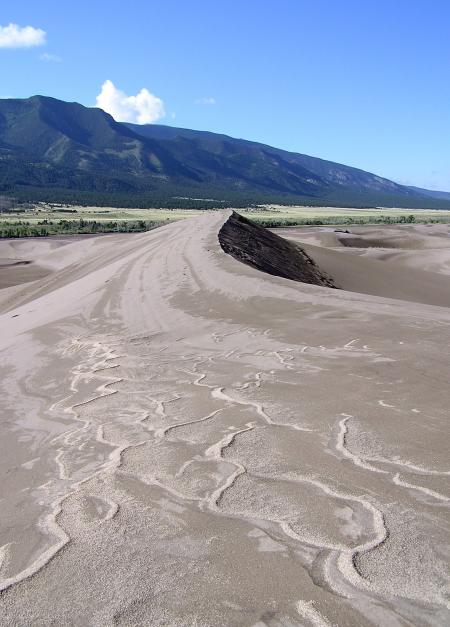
[1,0,449,190]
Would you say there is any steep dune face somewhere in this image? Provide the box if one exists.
[0,211,449,626]
[218,211,336,287]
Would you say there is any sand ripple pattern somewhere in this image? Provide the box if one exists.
[0,211,449,626]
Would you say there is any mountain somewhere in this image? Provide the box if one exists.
[0,95,448,208]
[125,123,412,198]
[407,186,450,201]
[0,96,197,194]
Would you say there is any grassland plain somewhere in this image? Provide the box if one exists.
[2,204,450,237]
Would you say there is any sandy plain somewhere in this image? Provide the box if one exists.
[0,211,449,626]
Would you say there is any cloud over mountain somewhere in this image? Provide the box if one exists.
[96,80,165,124]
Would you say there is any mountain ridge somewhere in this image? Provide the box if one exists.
[0,95,449,209]
[407,186,450,201]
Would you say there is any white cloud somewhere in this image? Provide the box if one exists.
[39,52,61,63]
[0,23,46,48]
[195,97,216,105]
[96,80,165,124]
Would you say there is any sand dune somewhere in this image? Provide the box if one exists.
[276,223,450,306]
[0,211,449,626]
[219,212,336,287]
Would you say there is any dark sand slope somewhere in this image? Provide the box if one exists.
[219,211,336,287]
[0,211,449,626]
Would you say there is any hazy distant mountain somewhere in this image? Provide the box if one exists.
[407,186,450,201]
[0,95,448,208]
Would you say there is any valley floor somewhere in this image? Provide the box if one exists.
[3,203,450,237]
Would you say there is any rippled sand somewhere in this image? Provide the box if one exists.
[0,212,449,626]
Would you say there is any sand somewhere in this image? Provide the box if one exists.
[0,211,449,626]
[274,223,450,307]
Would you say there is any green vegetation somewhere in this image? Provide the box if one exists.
[2,204,450,238]
[5,185,450,212]
[0,218,165,238]
[243,205,450,226]
[255,214,434,228]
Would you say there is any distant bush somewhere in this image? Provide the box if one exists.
[1,212,449,239]
[254,214,446,228]
[0,219,165,238]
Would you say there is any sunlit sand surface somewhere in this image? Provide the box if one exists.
[0,211,449,625]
